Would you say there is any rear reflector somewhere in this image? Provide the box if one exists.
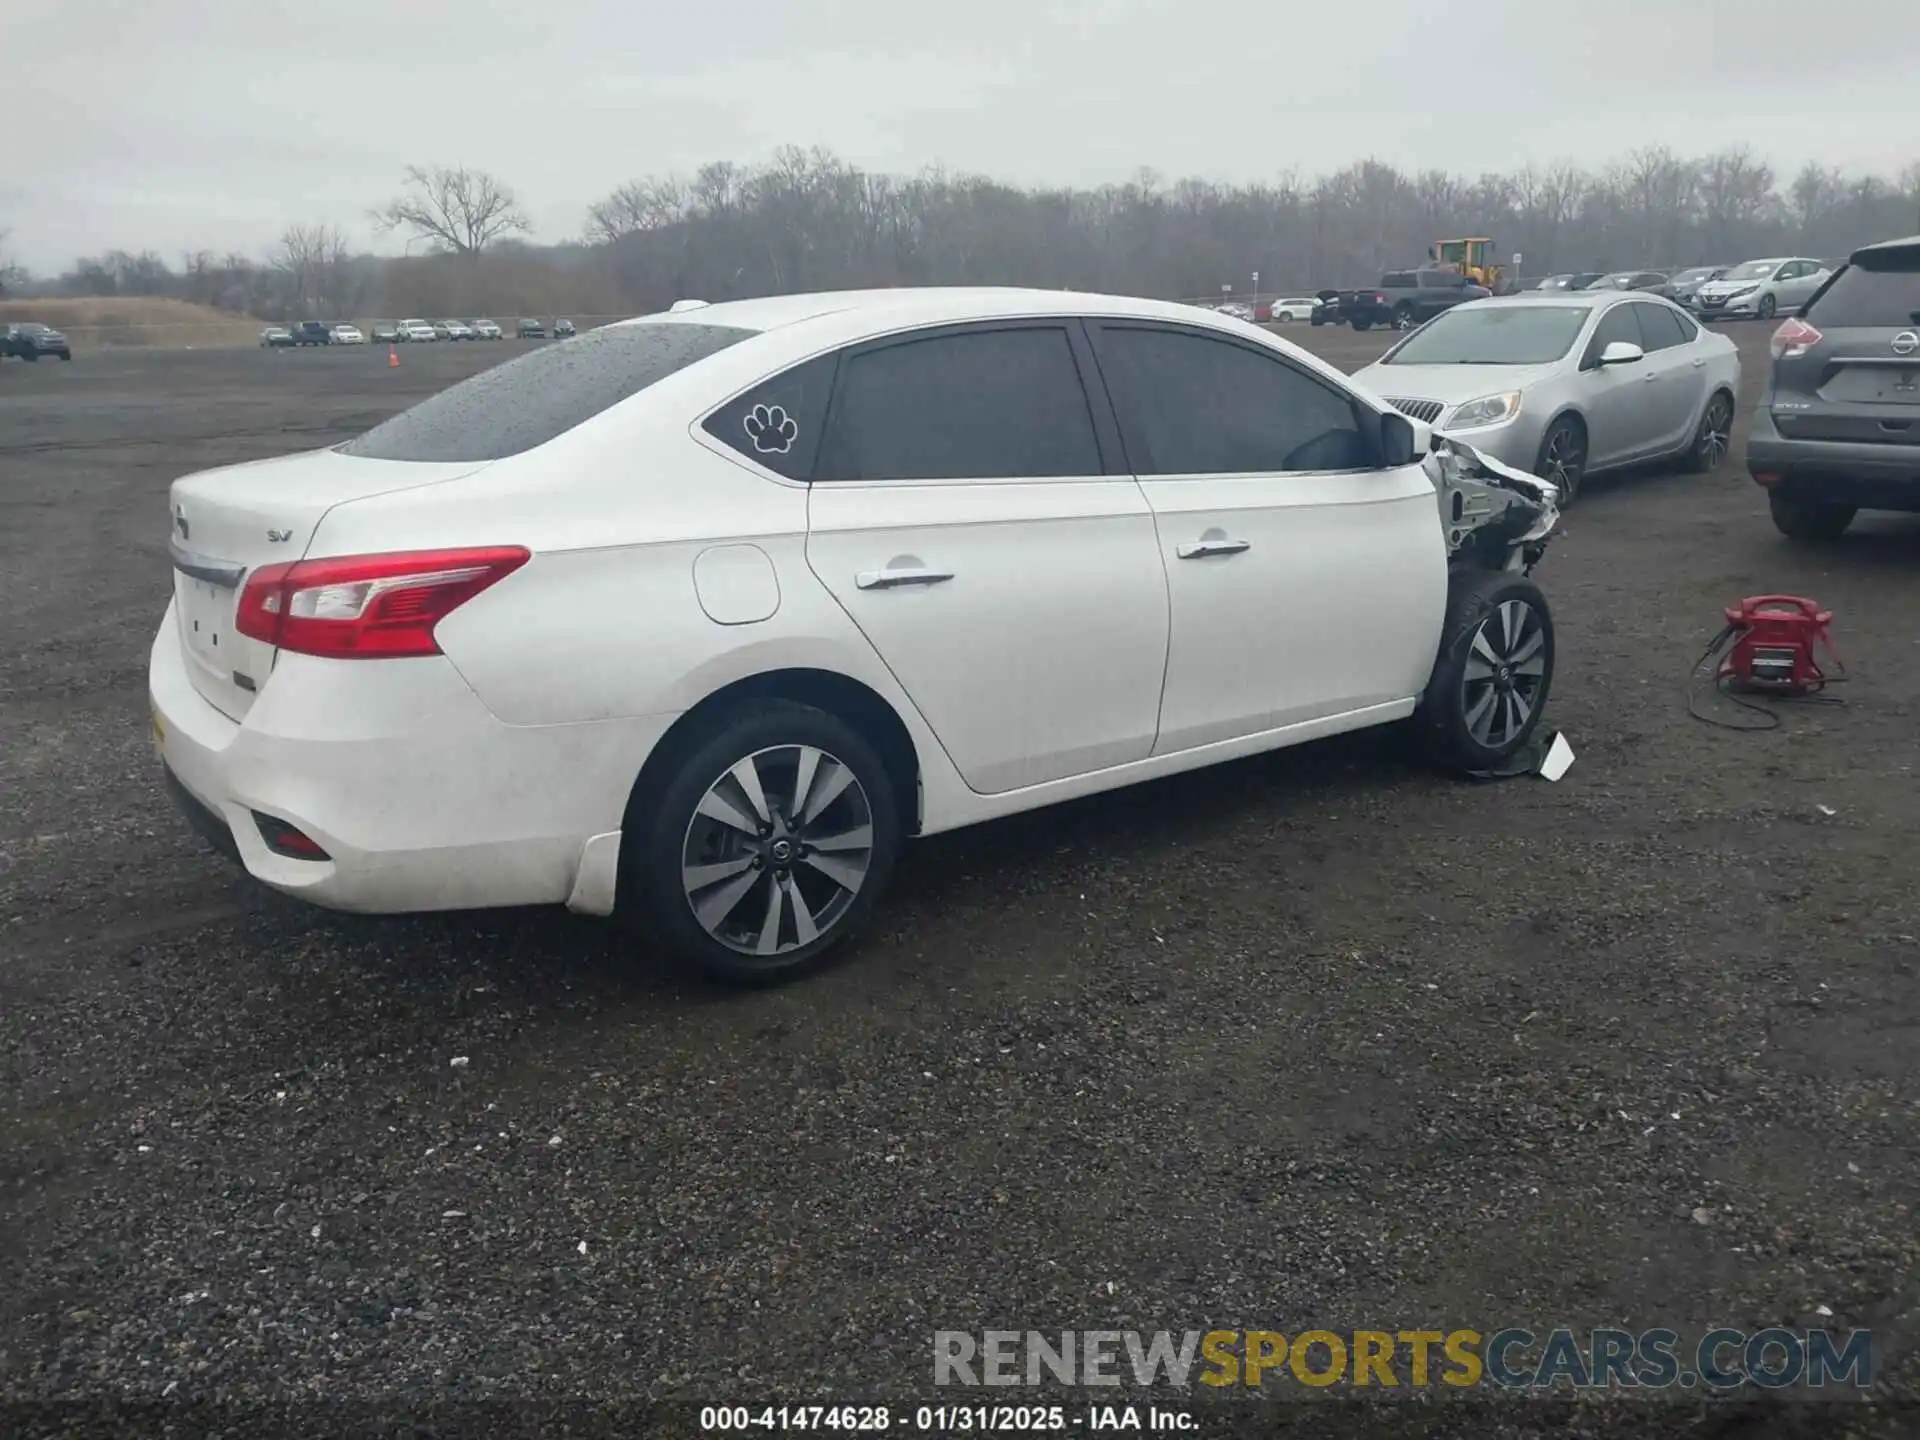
[235,546,529,659]
[1770,317,1821,359]
[1751,470,1783,487]
[253,813,331,860]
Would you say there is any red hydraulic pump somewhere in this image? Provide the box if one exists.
[1714,595,1842,695]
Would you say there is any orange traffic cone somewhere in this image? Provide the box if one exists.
[388,345,399,368]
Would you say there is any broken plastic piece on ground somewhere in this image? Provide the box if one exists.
[1538,731,1575,782]
[1465,727,1573,782]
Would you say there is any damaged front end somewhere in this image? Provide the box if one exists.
[1424,434,1560,575]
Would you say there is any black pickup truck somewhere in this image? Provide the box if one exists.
[1315,268,1492,332]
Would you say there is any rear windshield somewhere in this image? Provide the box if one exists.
[1805,254,1920,329]
[340,322,754,462]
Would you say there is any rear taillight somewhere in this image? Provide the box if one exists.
[1374,293,1386,305]
[1771,317,1821,359]
[235,546,529,659]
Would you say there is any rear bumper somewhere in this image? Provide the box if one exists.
[149,601,678,916]
[1747,410,1920,510]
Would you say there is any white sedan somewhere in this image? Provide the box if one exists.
[330,325,366,344]
[151,288,1561,982]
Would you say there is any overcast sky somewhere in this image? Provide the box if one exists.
[7,0,1915,273]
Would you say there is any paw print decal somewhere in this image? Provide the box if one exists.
[743,403,798,456]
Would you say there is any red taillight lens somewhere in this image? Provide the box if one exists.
[1770,317,1821,359]
[253,813,331,860]
[235,546,529,659]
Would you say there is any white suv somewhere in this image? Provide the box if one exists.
[151,288,1560,982]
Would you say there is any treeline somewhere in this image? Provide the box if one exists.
[11,145,1920,320]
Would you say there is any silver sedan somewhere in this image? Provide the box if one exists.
[1350,291,1742,503]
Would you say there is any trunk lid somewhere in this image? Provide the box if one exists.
[167,447,490,720]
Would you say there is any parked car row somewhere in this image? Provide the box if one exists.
[260,318,581,347]
[1517,258,1835,320]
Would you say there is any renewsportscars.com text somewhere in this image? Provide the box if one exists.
[933,1327,1873,1391]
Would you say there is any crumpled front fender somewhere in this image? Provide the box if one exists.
[1424,434,1561,574]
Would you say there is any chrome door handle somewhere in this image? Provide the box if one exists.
[1176,538,1251,559]
[855,566,954,590]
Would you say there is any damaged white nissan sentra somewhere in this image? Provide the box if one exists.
[150,287,1560,983]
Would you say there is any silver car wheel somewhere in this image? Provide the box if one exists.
[1461,599,1548,749]
[1697,395,1732,469]
[680,744,874,958]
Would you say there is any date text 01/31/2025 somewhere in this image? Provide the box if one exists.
[699,1404,1197,1431]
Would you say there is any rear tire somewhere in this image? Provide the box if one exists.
[1417,570,1555,774]
[1393,304,1417,330]
[21,350,37,363]
[1351,318,1373,332]
[1681,391,1734,473]
[620,700,900,986]
[1769,491,1855,542]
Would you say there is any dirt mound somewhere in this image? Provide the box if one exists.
[0,297,260,349]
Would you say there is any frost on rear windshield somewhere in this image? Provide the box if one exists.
[338,322,756,462]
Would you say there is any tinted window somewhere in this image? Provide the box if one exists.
[1097,326,1374,475]
[1806,255,1920,328]
[1582,305,1643,366]
[341,323,753,462]
[814,327,1100,482]
[1632,303,1689,352]
[1382,272,1416,288]
[1383,305,1587,365]
[702,353,838,480]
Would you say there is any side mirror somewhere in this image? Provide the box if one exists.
[1380,411,1430,466]
[1598,341,1644,366]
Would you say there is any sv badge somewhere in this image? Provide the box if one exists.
[266,529,293,543]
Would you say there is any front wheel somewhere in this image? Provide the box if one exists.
[1417,570,1555,774]
[1535,416,1587,505]
[1757,293,1777,321]
[621,700,900,985]
[1769,491,1855,542]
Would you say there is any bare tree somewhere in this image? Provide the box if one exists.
[274,223,352,315]
[585,176,690,243]
[0,228,24,294]
[372,165,530,256]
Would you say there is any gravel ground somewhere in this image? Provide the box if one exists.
[2,326,1917,1439]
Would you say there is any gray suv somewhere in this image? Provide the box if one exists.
[1747,234,1920,540]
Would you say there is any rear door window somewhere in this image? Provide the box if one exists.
[1804,256,1920,328]
[341,322,754,462]
[1094,324,1376,475]
[1631,303,1689,352]
[814,325,1102,482]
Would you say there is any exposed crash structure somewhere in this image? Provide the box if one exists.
[1425,434,1561,575]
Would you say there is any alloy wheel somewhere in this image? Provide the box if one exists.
[1461,600,1548,749]
[680,744,874,958]
[1540,423,1585,503]
[1697,396,1732,470]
